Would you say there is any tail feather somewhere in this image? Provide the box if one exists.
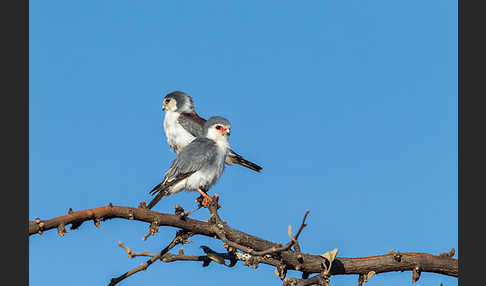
[148,173,194,209]
[149,182,163,195]
[227,150,263,172]
[147,183,169,209]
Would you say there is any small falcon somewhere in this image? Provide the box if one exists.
[147,116,232,209]
[162,91,262,172]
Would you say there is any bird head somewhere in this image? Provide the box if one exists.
[162,91,195,113]
[203,116,231,141]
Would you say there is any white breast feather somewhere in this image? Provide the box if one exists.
[183,143,229,192]
[164,111,196,153]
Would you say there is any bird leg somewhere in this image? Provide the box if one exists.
[196,188,212,207]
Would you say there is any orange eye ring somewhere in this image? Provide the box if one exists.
[164,99,170,104]
[215,125,222,130]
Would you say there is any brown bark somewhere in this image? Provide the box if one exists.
[30,201,458,284]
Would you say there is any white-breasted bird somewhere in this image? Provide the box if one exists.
[147,116,232,209]
[161,91,262,172]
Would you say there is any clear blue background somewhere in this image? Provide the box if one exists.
[29,1,457,286]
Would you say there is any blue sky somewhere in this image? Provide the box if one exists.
[29,1,457,286]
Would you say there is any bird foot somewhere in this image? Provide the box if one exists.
[195,194,212,208]
[195,188,213,208]
[201,196,212,207]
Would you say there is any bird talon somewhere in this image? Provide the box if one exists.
[201,196,212,207]
[196,194,212,208]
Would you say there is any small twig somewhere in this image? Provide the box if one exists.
[118,241,157,258]
[293,240,304,264]
[212,209,311,258]
[159,230,193,257]
[294,210,310,241]
[108,250,161,285]
[174,204,203,219]
[249,210,310,256]
[109,230,193,285]
[179,206,202,218]
[141,221,160,241]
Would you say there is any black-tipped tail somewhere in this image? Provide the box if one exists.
[227,150,263,172]
[147,183,169,210]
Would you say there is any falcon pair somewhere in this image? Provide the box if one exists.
[147,91,262,209]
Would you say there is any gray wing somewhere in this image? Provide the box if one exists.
[161,138,218,187]
[178,113,205,137]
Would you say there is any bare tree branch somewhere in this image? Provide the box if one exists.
[30,198,458,284]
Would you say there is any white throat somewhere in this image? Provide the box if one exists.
[206,128,230,151]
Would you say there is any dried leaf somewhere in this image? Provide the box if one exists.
[320,248,338,263]
[320,248,339,272]
[366,271,376,281]
[288,225,292,238]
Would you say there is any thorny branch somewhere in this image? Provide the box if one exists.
[30,195,458,285]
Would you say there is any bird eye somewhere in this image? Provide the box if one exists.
[164,99,170,104]
[215,125,222,130]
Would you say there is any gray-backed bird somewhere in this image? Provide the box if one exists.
[161,91,262,172]
[147,116,232,209]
